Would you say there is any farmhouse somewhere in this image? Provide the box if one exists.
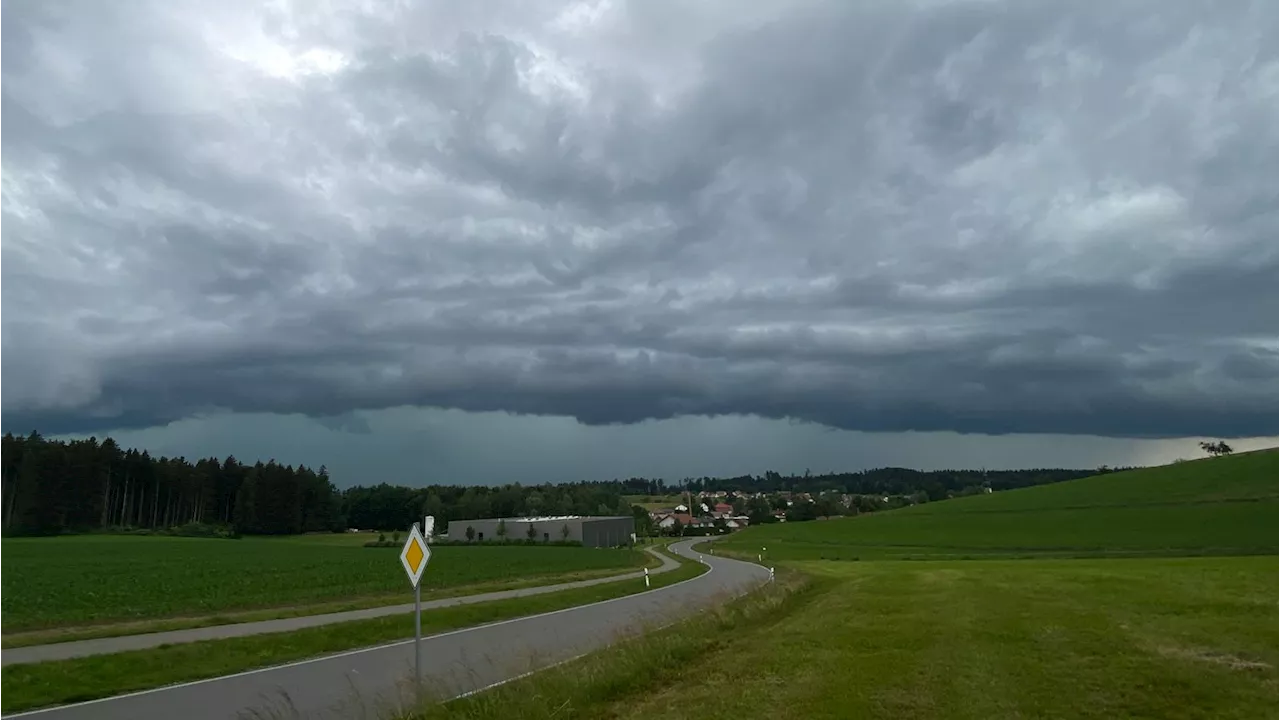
[460,515,635,548]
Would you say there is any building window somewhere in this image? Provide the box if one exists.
[478,532,484,542]
[543,532,550,542]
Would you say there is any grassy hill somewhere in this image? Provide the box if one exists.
[721,449,1278,561]
[413,451,1278,720]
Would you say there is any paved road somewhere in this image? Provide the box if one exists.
[5,539,766,720]
[3,546,680,666]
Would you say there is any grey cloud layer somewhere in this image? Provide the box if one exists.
[2,0,1276,438]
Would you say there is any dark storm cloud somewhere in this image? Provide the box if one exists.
[2,0,1276,439]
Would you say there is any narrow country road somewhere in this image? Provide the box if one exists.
[3,545,680,666]
[4,539,769,720]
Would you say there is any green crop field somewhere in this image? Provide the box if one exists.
[720,450,1278,561]
[0,533,646,632]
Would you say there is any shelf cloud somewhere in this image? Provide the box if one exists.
[3,0,1276,446]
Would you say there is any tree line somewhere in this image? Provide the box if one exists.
[1,432,342,537]
[2,431,1122,537]
[621,465,1123,500]
[342,482,634,534]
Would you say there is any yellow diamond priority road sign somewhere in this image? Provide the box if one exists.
[399,523,431,587]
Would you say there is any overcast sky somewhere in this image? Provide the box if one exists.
[3,0,1276,487]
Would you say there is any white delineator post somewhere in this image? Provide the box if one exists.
[644,566,650,587]
[770,567,775,583]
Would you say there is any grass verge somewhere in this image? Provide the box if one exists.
[0,549,704,714]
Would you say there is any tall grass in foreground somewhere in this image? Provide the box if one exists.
[394,571,819,720]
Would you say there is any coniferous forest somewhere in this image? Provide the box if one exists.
[1,431,1119,537]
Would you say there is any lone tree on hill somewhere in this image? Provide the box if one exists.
[1199,440,1234,457]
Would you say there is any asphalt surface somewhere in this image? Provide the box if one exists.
[4,539,769,720]
[3,546,680,666]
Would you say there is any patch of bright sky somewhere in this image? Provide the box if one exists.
[0,168,54,230]
[550,0,614,34]
[214,11,350,84]
[518,42,592,105]
[897,277,1011,302]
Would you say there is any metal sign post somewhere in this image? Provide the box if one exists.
[399,520,432,695]
[414,565,421,688]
